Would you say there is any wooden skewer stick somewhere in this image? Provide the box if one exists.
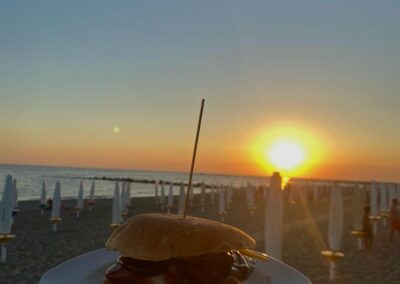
[183,98,205,219]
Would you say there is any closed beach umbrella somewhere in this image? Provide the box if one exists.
[396,184,400,201]
[11,179,18,222]
[380,183,389,226]
[326,183,344,281]
[352,185,363,231]
[313,184,319,201]
[218,186,226,222]
[40,181,47,215]
[76,181,84,218]
[178,183,185,215]
[262,184,268,201]
[247,186,256,216]
[160,181,166,210]
[200,183,206,214]
[0,175,13,235]
[112,182,122,225]
[370,181,379,234]
[126,183,131,208]
[121,182,130,216]
[51,181,61,219]
[264,172,283,260]
[120,182,126,214]
[167,182,174,213]
[189,183,194,208]
[0,175,15,263]
[154,181,159,205]
[88,181,95,211]
[388,184,396,205]
[210,184,216,205]
[351,185,364,250]
[51,181,62,232]
[226,185,233,210]
[328,184,343,251]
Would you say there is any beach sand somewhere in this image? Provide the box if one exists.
[1,190,400,284]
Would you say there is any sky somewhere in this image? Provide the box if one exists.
[1,1,400,181]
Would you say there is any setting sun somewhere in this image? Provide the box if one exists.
[268,141,305,171]
[250,123,326,177]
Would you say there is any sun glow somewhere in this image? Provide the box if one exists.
[250,124,325,176]
[268,141,305,170]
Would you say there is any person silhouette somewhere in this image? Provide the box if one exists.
[390,198,400,241]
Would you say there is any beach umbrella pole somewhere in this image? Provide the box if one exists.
[40,208,44,216]
[329,261,336,281]
[1,244,6,263]
[50,217,62,232]
[357,238,363,250]
[76,210,80,218]
[0,235,15,263]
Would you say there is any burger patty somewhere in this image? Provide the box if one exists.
[105,250,255,284]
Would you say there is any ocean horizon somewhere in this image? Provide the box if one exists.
[0,163,271,201]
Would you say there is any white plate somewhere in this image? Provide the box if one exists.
[39,249,311,284]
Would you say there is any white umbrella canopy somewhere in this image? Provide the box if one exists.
[167,182,174,213]
[160,181,166,209]
[40,181,47,205]
[370,181,379,217]
[112,182,122,224]
[0,175,14,235]
[313,184,319,201]
[89,181,95,203]
[154,181,159,204]
[262,184,268,201]
[11,179,18,223]
[369,181,379,235]
[200,183,206,213]
[189,183,194,208]
[396,184,400,201]
[88,181,96,212]
[178,183,185,215]
[264,172,283,260]
[247,185,256,217]
[40,181,47,215]
[218,186,225,213]
[0,175,16,264]
[12,179,18,208]
[126,183,131,208]
[76,181,84,218]
[120,182,126,209]
[352,185,364,231]
[328,184,343,252]
[247,186,255,209]
[218,186,226,222]
[210,184,215,205]
[51,181,61,219]
[380,183,389,213]
[388,184,396,206]
[226,185,233,209]
[77,181,84,209]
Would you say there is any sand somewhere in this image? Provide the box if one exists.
[1,190,399,284]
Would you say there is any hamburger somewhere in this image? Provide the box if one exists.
[104,213,267,284]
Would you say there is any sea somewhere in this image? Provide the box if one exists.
[0,164,270,201]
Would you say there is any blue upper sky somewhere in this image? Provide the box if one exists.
[1,1,400,180]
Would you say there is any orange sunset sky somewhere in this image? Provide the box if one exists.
[1,1,400,181]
